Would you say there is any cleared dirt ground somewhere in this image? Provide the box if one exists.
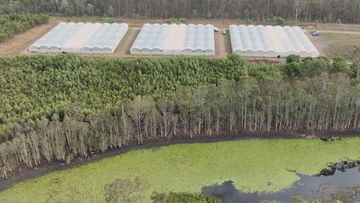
[214,29,231,57]
[0,18,60,56]
[113,27,140,57]
[1,16,360,59]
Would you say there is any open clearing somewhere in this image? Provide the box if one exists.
[0,18,60,56]
[303,23,360,59]
[1,138,360,203]
[309,32,360,59]
[1,16,360,59]
[306,23,360,32]
[214,28,231,57]
[113,27,139,56]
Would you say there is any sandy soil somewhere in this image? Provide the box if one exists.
[214,29,231,57]
[0,19,60,56]
[114,27,139,57]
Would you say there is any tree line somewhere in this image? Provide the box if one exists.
[0,13,49,42]
[0,54,360,179]
[1,0,360,23]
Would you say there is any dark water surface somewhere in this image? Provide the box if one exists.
[202,164,360,203]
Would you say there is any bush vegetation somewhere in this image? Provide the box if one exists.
[0,14,49,43]
[1,0,359,23]
[151,191,220,203]
[0,54,359,179]
[104,177,149,203]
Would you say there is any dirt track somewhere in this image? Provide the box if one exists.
[0,20,59,56]
[319,30,360,35]
[214,29,231,57]
[114,27,139,56]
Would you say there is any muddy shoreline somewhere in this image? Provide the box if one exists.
[1,129,360,192]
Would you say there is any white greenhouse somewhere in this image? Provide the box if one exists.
[28,22,129,54]
[130,23,215,56]
[229,25,319,58]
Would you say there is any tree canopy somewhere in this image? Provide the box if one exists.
[0,54,360,179]
[1,0,360,23]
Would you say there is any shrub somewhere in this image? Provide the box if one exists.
[0,14,49,43]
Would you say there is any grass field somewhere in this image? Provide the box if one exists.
[1,138,360,202]
[307,23,360,32]
[311,32,360,59]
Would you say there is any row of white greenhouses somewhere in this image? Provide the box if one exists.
[28,22,320,57]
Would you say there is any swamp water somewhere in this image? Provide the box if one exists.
[202,161,360,203]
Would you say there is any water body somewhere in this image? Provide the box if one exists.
[202,162,360,203]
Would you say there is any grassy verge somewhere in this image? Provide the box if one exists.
[1,138,360,202]
[311,32,360,59]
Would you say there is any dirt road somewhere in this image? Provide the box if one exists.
[319,30,360,35]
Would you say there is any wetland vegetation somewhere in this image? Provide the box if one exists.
[1,138,360,202]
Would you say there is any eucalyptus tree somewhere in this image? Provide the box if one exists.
[2,0,360,23]
[1,54,360,179]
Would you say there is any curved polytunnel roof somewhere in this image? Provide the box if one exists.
[229,24,319,57]
[130,23,215,56]
[29,22,128,54]
[131,23,170,54]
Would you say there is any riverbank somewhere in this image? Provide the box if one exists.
[0,130,359,192]
[0,129,358,191]
[1,136,360,202]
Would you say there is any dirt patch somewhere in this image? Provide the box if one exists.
[114,27,140,57]
[214,29,231,57]
[308,34,326,56]
[0,20,59,56]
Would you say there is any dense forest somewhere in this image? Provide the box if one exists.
[0,54,360,178]
[0,0,360,23]
[0,13,49,42]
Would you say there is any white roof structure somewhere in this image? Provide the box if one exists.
[229,25,319,58]
[29,22,128,54]
[130,23,215,56]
